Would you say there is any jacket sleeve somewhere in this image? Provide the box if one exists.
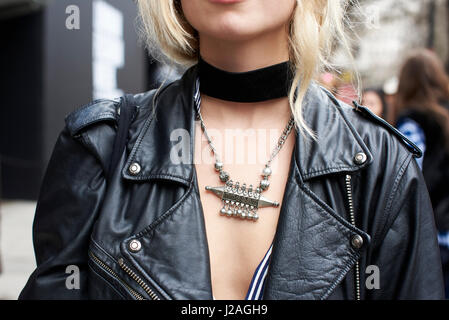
[370,156,445,299]
[19,126,107,299]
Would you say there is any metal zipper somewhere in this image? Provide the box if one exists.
[345,174,361,301]
[88,251,146,300]
[118,258,161,300]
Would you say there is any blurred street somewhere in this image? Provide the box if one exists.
[0,201,36,299]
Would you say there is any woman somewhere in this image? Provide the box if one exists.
[362,88,388,120]
[395,49,449,297]
[20,0,443,300]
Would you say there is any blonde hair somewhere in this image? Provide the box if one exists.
[137,0,354,140]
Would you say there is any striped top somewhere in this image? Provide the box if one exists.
[245,244,273,300]
[212,244,273,300]
[194,79,273,300]
[439,231,449,249]
[397,117,426,169]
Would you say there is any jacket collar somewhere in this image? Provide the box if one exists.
[122,65,373,184]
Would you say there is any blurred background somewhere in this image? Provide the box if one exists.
[0,0,448,299]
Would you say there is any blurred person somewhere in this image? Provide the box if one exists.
[318,72,338,94]
[335,71,358,105]
[362,88,388,119]
[383,77,398,111]
[395,49,449,298]
[19,0,443,300]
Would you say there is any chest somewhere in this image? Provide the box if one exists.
[193,124,295,299]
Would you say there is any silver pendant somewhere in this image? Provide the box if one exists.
[205,181,279,221]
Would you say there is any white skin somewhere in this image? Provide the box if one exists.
[182,0,297,299]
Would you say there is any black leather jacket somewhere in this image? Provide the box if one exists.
[20,66,445,300]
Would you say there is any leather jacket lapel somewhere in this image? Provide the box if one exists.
[263,152,369,299]
[118,68,213,299]
[262,85,372,299]
[120,172,213,300]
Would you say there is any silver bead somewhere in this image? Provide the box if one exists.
[262,166,272,177]
[220,208,227,215]
[214,162,223,171]
[260,179,270,190]
[226,209,233,217]
[219,171,230,182]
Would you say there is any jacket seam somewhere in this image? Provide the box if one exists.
[90,237,118,263]
[73,98,117,114]
[299,89,372,179]
[64,99,113,124]
[300,181,368,238]
[303,165,361,179]
[322,87,372,159]
[79,131,108,174]
[373,153,413,247]
[73,111,116,131]
[122,85,171,178]
[124,173,191,185]
[321,252,360,299]
[335,101,373,160]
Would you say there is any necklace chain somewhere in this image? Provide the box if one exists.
[197,109,295,192]
[195,79,296,221]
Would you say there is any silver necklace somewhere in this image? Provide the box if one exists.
[197,109,295,221]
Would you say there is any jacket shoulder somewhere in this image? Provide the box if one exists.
[353,102,422,158]
[65,99,120,136]
[64,89,159,137]
[327,91,423,159]
[62,90,158,169]
[65,98,120,137]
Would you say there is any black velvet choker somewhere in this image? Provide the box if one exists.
[198,57,293,103]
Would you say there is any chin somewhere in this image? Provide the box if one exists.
[203,14,266,42]
[182,0,292,43]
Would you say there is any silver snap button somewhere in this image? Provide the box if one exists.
[128,239,142,252]
[354,152,367,165]
[351,235,364,249]
[128,162,141,175]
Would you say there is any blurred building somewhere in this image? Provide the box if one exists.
[0,0,179,200]
[334,0,449,88]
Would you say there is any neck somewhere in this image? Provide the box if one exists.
[200,95,291,129]
[199,28,290,73]
[197,28,292,125]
